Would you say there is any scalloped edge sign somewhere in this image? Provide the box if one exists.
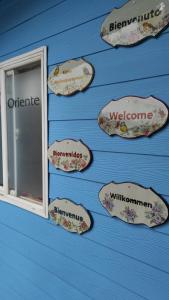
[48,58,94,96]
[99,182,169,227]
[101,0,169,47]
[49,199,92,234]
[98,96,168,138]
[48,139,92,172]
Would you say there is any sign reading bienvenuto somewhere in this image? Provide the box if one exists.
[98,96,168,138]
[49,199,92,234]
[101,0,169,46]
[99,182,169,227]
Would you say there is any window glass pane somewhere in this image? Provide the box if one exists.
[0,84,3,186]
[5,61,42,203]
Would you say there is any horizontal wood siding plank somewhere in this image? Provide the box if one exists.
[49,173,169,212]
[0,258,54,300]
[48,75,169,120]
[0,279,23,300]
[0,0,64,34]
[49,151,169,196]
[0,203,169,299]
[48,121,169,157]
[0,235,142,300]
[0,0,127,57]
[47,32,169,88]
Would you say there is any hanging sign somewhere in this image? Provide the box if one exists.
[98,96,168,138]
[99,182,168,227]
[48,139,92,172]
[48,58,94,96]
[101,0,169,47]
[49,199,92,234]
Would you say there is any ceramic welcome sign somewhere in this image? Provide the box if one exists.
[99,182,169,227]
[49,199,92,234]
[48,139,92,172]
[48,58,94,96]
[98,96,168,138]
[101,0,169,47]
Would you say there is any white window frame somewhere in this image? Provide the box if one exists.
[0,46,48,218]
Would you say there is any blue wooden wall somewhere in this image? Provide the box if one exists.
[0,0,169,299]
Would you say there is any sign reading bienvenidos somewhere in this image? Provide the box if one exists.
[101,0,169,47]
[99,182,169,227]
[48,139,92,172]
[98,96,168,138]
[48,58,94,96]
[49,199,92,234]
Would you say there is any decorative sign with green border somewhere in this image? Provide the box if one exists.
[99,182,169,227]
[101,0,169,47]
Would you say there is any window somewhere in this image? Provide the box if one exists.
[0,47,48,217]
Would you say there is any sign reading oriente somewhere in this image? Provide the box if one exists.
[101,0,169,46]
[7,97,40,108]
[99,182,169,227]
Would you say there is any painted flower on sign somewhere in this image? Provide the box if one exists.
[145,202,167,225]
[102,193,114,212]
[121,206,138,223]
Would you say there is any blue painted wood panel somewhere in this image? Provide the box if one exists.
[0,0,65,34]
[0,202,169,299]
[0,0,169,299]
[49,151,169,195]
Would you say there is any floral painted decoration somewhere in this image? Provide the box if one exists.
[48,58,94,96]
[48,139,92,172]
[99,182,169,227]
[49,199,92,234]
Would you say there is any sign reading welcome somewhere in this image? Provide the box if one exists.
[98,96,168,138]
[49,199,92,234]
[99,182,169,227]
[101,0,169,46]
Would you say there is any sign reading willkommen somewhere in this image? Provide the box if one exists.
[98,96,168,138]
[101,0,169,46]
[99,182,168,227]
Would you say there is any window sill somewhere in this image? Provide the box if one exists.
[0,192,48,218]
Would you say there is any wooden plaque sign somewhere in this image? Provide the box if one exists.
[99,182,168,227]
[101,0,169,47]
[48,58,94,96]
[49,199,92,234]
[98,96,168,138]
[48,139,92,172]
